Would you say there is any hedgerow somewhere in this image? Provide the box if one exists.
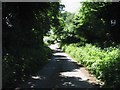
[61,43,120,88]
[2,45,52,88]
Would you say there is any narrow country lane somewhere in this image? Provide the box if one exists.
[16,44,101,89]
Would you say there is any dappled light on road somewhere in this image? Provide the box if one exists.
[60,69,88,81]
[15,44,100,89]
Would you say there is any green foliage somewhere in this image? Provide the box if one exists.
[50,11,79,43]
[56,2,120,45]
[61,43,120,88]
[73,2,120,44]
[73,2,112,43]
[2,2,60,88]
[2,45,52,87]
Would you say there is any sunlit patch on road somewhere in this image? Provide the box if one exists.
[60,69,88,81]
[31,76,41,80]
[49,43,59,50]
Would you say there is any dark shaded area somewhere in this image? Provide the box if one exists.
[47,73,92,88]
[2,2,60,88]
[45,49,96,88]
[61,36,81,44]
[14,49,98,89]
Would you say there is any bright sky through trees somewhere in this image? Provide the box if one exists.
[60,0,83,13]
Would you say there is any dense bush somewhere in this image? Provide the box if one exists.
[2,46,52,88]
[61,43,120,88]
[2,2,60,88]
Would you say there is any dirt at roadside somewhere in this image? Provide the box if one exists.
[78,66,104,88]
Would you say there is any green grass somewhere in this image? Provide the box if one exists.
[61,43,120,88]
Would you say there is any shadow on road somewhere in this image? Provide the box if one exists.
[15,48,98,89]
[45,49,95,88]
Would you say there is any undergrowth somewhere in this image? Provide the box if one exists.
[61,43,120,88]
[2,45,52,88]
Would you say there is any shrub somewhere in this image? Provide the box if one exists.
[2,46,52,88]
[61,43,120,88]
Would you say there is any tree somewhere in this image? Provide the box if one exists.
[2,2,61,87]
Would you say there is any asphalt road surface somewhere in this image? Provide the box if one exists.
[16,44,101,89]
